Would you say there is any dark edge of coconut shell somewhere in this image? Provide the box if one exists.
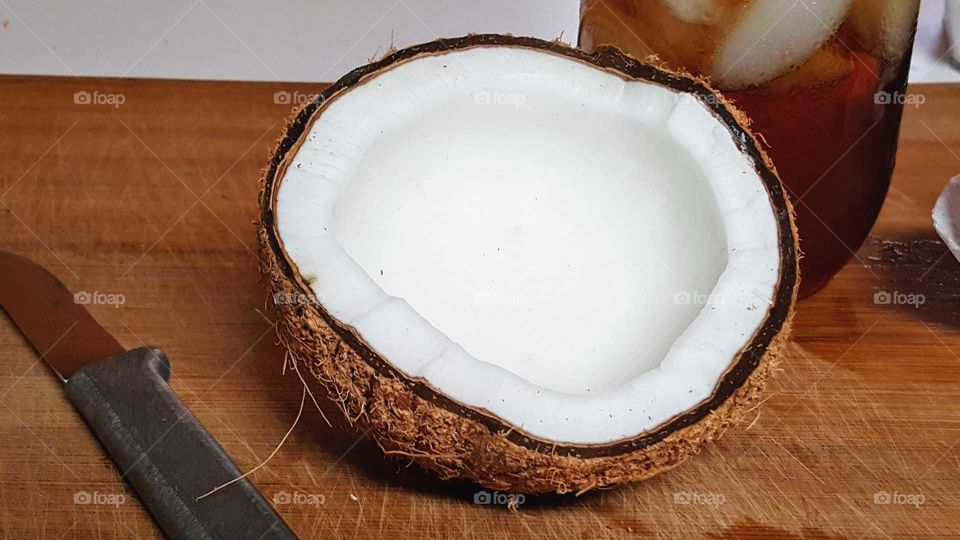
[258,35,798,461]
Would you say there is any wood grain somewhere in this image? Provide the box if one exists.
[0,76,958,539]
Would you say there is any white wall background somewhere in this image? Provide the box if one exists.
[0,0,956,83]
[0,1,577,82]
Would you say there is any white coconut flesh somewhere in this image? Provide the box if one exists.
[275,46,782,445]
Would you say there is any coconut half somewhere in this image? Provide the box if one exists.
[258,35,798,494]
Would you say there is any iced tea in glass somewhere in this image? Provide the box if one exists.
[579,0,920,297]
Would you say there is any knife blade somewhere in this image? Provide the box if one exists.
[0,251,124,380]
[0,251,296,540]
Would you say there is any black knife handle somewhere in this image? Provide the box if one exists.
[64,347,297,540]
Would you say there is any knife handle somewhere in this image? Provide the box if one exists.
[64,347,297,540]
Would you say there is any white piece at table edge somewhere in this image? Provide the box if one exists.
[933,175,960,262]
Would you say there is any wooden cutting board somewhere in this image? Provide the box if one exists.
[0,75,958,539]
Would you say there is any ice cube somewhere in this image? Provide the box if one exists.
[762,41,854,94]
[711,0,853,90]
[579,0,717,75]
[662,0,723,24]
[846,0,920,59]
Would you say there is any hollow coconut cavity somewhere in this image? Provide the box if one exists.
[258,35,798,494]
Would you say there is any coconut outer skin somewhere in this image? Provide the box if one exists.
[257,35,799,494]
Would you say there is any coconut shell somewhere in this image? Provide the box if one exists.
[257,34,799,494]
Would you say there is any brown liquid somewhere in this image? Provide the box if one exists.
[579,1,915,297]
[727,49,910,296]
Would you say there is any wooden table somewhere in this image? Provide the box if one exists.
[0,76,957,539]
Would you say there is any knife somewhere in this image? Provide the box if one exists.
[0,251,296,539]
